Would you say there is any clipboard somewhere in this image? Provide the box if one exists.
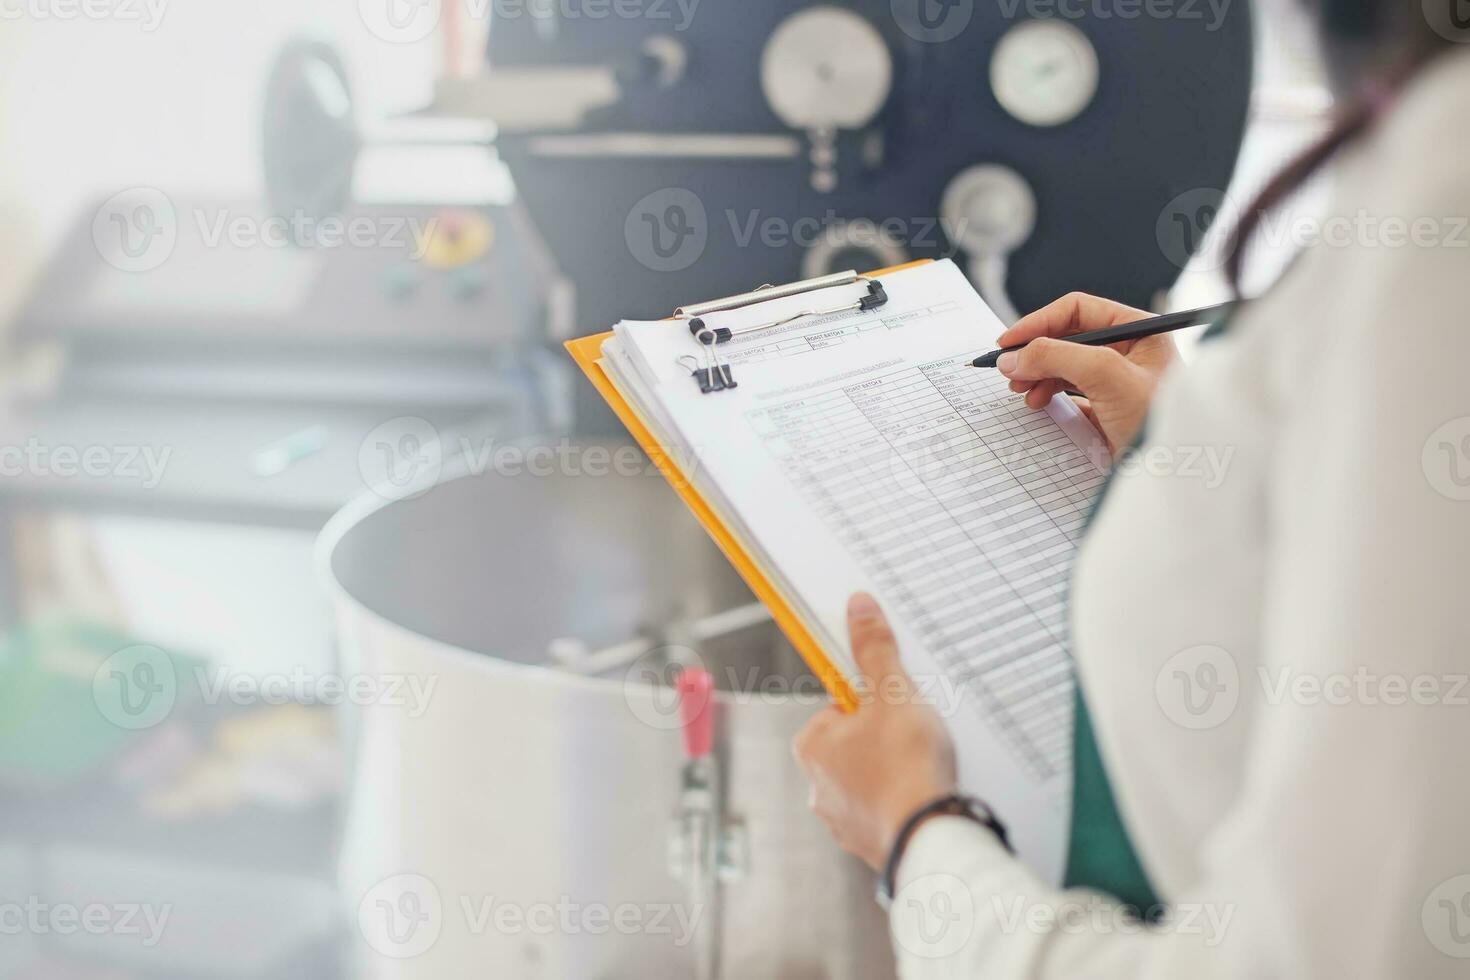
[564,260,932,711]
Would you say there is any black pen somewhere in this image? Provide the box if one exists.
[970,301,1239,369]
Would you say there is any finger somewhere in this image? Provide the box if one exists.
[847,592,903,683]
[1009,378,1037,394]
[791,706,840,767]
[807,790,851,852]
[998,337,1137,398]
[996,292,1150,348]
[1024,379,1068,411]
[804,774,846,833]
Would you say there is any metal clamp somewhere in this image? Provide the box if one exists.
[672,271,890,393]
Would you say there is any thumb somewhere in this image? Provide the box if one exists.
[847,592,903,684]
[999,337,1137,397]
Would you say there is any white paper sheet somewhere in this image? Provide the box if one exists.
[604,260,1109,882]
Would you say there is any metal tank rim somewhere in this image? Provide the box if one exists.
[313,430,811,709]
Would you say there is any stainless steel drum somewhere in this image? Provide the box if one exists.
[320,441,895,979]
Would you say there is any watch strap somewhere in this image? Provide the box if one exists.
[879,793,1013,904]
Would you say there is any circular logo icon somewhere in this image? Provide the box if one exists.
[358,0,441,43]
[891,0,973,44]
[1423,1,1470,44]
[1156,188,1237,272]
[92,188,177,273]
[622,646,708,731]
[358,873,443,959]
[1422,417,1470,501]
[624,188,708,273]
[358,417,443,501]
[1155,644,1239,730]
[92,644,178,730]
[887,429,989,505]
[890,872,976,959]
[1422,874,1470,958]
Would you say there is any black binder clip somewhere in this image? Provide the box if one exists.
[672,270,890,394]
[678,325,738,393]
[680,360,718,393]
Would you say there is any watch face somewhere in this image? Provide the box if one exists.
[989,19,1100,128]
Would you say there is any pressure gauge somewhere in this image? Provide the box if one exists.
[990,19,1100,128]
[761,7,893,131]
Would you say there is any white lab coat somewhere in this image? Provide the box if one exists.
[889,49,1470,979]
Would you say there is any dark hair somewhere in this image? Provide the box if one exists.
[1224,3,1460,290]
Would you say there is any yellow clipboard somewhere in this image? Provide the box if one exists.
[564,260,932,711]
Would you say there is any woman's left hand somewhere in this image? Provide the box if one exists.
[792,593,959,870]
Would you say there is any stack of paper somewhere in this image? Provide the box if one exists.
[595,260,1108,881]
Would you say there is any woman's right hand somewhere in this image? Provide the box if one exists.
[995,292,1177,453]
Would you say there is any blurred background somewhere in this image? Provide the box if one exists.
[0,1,1330,977]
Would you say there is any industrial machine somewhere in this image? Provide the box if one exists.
[2,190,562,533]
[0,193,562,977]
[269,2,1253,339]
[482,1,1254,326]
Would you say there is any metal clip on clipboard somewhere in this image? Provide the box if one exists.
[672,270,889,393]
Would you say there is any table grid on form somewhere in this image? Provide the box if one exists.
[747,355,1105,780]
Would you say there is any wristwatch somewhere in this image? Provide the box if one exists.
[879,793,1013,905]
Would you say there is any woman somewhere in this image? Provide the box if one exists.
[793,3,1470,975]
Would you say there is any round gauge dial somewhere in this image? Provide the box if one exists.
[761,7,893,130]
[990,19,1100,128]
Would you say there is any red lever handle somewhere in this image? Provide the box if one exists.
[676,668,715,760]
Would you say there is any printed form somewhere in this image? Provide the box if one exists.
[603,260,1108,881]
